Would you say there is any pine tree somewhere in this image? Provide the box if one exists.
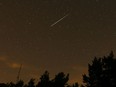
[83,51,116,87]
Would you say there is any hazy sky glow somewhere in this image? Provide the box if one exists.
[0,0,116,84]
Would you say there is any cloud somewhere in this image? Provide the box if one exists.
[8,63,21,69]
[0,56,21,69]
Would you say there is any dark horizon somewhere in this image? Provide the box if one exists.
[0,51,116,87]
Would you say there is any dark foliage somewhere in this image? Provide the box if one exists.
[83,51,116,87]
[0,71,77,87]
[36,71,50,87]
[72,83,79,87]
[27,78,35,87]
[1,51,116,87]
[51,72,69,87]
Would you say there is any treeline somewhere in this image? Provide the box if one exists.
[0,71,78,87]
[0,51,116,87]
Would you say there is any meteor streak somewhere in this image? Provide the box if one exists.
[50,14,69,27]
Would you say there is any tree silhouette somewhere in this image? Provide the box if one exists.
[36,71,50,87]
[1,51,116,87]
[0,83,8,87]
[27,78,35,87]
[8,82,16,87]
[83,51,116,87]
[72,82,79,87]
[52,72,69,87]
[15,80,24,87]
[0,71,76,87]
[101,51,116,87]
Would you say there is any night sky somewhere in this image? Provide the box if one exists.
[0,0,116,84]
